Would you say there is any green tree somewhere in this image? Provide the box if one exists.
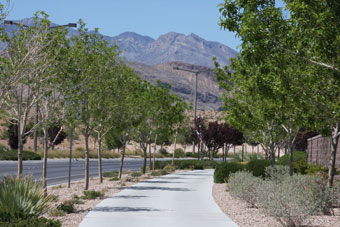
[217,0,313,175]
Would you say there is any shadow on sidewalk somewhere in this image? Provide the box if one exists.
[93,206,164,212]
[127,186,191,192]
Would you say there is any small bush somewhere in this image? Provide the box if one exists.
[158,148,169,156]
[332,181,340,208]
[71,194,83,204]
[163,164,175,172]
[49,194,59,202]
[82,190,104,200]
[228,171,263,207]
[151,170,168,176]
[0,217,62,227]
[0,176,53,222]
[214,162,246,183]
[0,144,10,153]
[306,163,328,176]
[259,174,332,226]
[130,171,142,177]
[154,160,217,170]
[57,200,74,214]
[0,150,41,160]
[103,170,119,178]
[48,208,65,217]
[185,152,197,158]
[109,177,120,181]
[276,151,307,166]
[264,165,290,182]
[247,153,264,161]
[246,159,271,177]
[174,148,185,158]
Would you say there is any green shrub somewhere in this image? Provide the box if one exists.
[154,160,217,170]
[163,164,175,172]
[109,177,120,181]
[276,151,307,166]
[306,163,328,175]
[158,148,169,156]
[0,217,61,227]
[214,162,246,183]
[47,208,65,217]
[151,170,168,176]
[332,181,340,208]
[228,171,263,207]
[130,171,142,177]
[259,174,332,226]
[247,153,264,161]
[49,194,59,202]
[174,148,185,158]
[103,170,119,178]
[0,144,10,153]
[0,176,53,222]
[264,165,290,182]
[71,194,83,204]
[0,150,41,160]
[56,200,74,214]
[246,159,271,177]
[82,190,104,200]
[185,152,197,158]
[150,171,161,176]
[276,151,309,174]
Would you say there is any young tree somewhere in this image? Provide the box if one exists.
[1,13,68,177]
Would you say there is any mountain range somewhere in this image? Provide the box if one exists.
[2,18,238,110]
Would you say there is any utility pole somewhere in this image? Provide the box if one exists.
[173,66,210,155]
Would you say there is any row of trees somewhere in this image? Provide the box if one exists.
[216,0,339,187]
[0,12,186,190]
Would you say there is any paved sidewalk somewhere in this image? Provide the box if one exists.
[79,169,238,227]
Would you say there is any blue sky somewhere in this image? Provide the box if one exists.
[5,0,285,51]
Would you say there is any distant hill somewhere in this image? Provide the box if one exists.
[2,18,237,110]
[111,32,237,68]
[129,61,223,110]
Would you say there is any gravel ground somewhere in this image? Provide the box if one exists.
[213,183,340,227]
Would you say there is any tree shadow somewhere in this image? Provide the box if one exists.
[127,186,191,192]
[110,195,149,199]
[93,206,163,212]
[142,181,183,184]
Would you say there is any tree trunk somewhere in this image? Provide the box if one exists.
[197,141,200,160]
[42,128,48,193]
[17,120,23,178]
[142,144,147,174]
[98,132,103,183]
[270,146,275,167]
[328,123,339,187]
[172,129,178,165]
[84,125,90,190]
[153,135,158,171]
[148,143,152,169]
[68,128,73,188]
[223,143,226,162]
[241,144,244,162]
[119,143,126,178]
[33,103,39,152]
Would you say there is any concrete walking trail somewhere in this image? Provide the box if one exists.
[79,169,238,227]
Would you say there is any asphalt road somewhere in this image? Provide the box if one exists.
[0,158,150,186]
